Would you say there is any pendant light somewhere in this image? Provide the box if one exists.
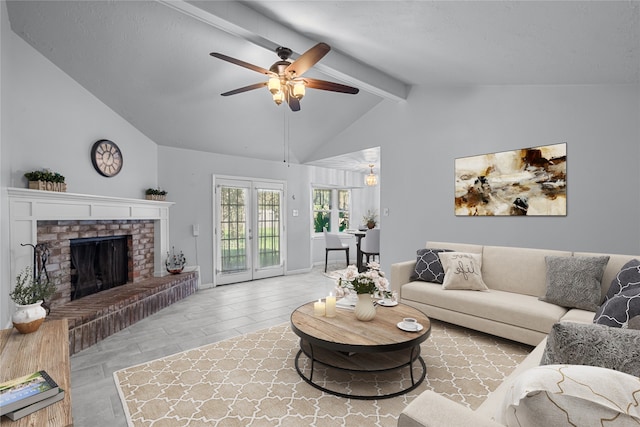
[365,164,378,186]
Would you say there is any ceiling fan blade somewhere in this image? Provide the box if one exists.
[285,42,330,77]
[221,82,267,96]
[304,78,359,94]
[210,52,271,75]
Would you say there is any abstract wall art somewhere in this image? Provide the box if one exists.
[455,143,566,216]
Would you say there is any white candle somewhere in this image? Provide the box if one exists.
[325,294,336,317]
[313,299,325,316]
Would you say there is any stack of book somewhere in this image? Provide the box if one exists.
[0,370,65,421]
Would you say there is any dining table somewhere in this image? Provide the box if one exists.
[346,229,367,272]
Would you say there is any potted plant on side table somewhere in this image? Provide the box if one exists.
[9,266,56,334]
[362,210,378,229]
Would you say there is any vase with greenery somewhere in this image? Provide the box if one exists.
[362,210,378,229]
[25,169,67,192]
[145,188,168,201]
[9,266,56,334]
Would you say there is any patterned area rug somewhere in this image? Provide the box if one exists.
[114,320,531,426]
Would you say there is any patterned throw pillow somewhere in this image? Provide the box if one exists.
[541,321,640,376]
[438,252,488,291]
[604,258,640,300]
[594,288,640,328]
[539,256,609,311]
[410,248,452,284]
[500,364,640,427]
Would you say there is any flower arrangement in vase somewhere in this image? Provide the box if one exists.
[166,247,186,274]
[335,262,390,321]
[9,266,56,334]
[362,210,378,229]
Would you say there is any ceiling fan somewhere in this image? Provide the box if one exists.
[210,43,359,112]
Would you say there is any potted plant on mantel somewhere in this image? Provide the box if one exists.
[145,188,167,201]
[24,169,67,192]
[9,266,56,334]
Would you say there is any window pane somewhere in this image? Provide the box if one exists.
[338,190,350,231]
[313,189,331,232]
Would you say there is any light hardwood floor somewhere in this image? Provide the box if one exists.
[70,266,337,427]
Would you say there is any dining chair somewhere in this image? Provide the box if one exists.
[360,229,380,266]
[323,229,350,272]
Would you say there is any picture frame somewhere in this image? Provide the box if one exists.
[455,143,566,216]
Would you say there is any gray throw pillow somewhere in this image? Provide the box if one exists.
[604,258,640,300]
[410,248,452,284]
[541,321,640,377]
[540,255,610,311]
[594,287,640,328]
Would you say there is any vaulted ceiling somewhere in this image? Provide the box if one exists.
[6,1,639,173]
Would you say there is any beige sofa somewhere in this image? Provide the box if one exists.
[391,241,640,427]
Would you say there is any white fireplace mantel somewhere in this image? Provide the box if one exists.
[8,188,174,277]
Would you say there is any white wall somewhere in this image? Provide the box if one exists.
[324,84,640,273]
[0,3,159,326]
[157,146,371,285]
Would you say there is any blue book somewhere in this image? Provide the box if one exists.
[0,371,60,416]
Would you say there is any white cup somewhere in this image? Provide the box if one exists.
[402,317,418,330]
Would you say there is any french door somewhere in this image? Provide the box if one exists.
[214,178,285,285]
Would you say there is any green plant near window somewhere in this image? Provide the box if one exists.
[314,212,330,233]
[9,266,56,306]
[339,211,349,232]
[145,188,168,196]
[24,169,65,183]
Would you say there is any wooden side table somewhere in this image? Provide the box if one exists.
[1,320,73,426]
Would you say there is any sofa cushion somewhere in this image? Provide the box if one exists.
[401,281,567,334]
[438,252,489,291]
[629,315,640,329]
[593,287,640,328]
[500,364,640,427]
[410,248,452,284]
[603,258,640,300]
[540,256,609,311]
[541,321,640,376]
[481,246,571,296]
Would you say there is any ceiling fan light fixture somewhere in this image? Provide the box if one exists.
[272,90,284,105]
[268,77,281,94]
[365,164,378,186]
[293,81,305,100]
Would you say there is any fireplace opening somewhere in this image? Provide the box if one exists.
[70,235,130,300]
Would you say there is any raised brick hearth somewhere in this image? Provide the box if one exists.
[48,271,198,355]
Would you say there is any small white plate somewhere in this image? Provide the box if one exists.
[377,299,398,307]
[397,322,423,332]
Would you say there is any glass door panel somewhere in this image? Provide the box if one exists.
[216,180,252,285]
[254,186,284,280]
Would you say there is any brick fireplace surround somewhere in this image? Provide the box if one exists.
[8,188,198,354]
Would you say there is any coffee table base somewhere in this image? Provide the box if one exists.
[294,339,427,400]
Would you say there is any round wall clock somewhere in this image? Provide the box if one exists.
[91,139,123,177]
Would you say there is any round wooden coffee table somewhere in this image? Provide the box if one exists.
[290,300,431,399]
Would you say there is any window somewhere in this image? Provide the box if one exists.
[313,189,331,232]
[312,188,351,233]
[338,190,350,232]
